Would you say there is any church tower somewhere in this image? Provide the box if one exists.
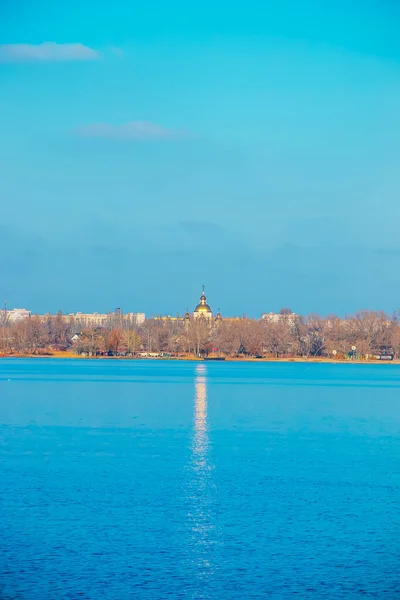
[193,286,213,321]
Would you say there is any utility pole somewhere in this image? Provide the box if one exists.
[0,300,9,327]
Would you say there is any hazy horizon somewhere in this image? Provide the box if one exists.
[2,291,399,321]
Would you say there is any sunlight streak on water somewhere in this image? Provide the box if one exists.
[185,363,220,597]
[194,364,208,470]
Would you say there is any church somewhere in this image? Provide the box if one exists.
[193,286,214,321]
[191,286,244,324]
[154,286,223,323]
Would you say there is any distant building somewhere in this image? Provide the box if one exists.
[125,312,146,326]
[153,315,184,322]
[222,316,243,322]
[193,286,213,321]
[74,312,110,327]
[0,308,31,322]
[26,310,146,328]
[261,312,298,325]
[68,311,146,328]
[152,287,216,324]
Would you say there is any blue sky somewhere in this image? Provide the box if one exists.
[1,0,400,316]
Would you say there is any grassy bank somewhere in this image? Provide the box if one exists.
[0,352,399,365]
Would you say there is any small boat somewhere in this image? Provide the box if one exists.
[204,356,226,361]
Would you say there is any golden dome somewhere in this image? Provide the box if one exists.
[194,303,212,313]
[194,287,212,314]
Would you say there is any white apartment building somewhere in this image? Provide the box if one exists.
[74,312,110,327]
[72,311,146,327]
[125,312,146,326]
[0,308,31,322]
[261,312,298,325]
[0,308,146,327]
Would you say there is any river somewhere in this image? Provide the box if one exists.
[1,359,399,598]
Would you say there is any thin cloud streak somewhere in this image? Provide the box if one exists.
[75,121,189,140]
[110,47,125,58]
[0,42,101,62]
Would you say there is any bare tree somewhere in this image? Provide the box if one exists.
[241,320,264,355]
[348,311,389,356]
[26,317,48,353]
[188,319,213,357]
[263,319,293,357]
[0,306,398,362]
[215,321,242,355]
[123,329,142,354]
[0,306,10,327]
[301,314,325,357]
[107,329,123,354]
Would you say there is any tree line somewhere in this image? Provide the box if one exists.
[0,309,399,359]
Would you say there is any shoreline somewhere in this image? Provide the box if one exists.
[0,353,399,365]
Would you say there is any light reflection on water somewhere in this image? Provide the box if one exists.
[193,363,208,471]
[186,363,220,596]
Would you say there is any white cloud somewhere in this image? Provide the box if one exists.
[75,121,187,140]
[0,42,100,63]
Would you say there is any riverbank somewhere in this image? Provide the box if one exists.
[0,352,399,365]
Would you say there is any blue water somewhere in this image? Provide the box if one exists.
[1,359,400,599]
